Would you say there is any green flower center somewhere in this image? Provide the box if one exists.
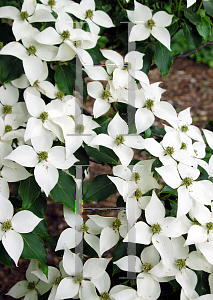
[85,9,94,19]
[142,262,153,273]
[27,45,37,55]
[39,111,49,122]
[74,40,82,48]
[55,91,65,99]
[151,223,162,234]
[131,172,140,183]
[193,218,201,226]
[181,142,187,150]
[206,222,213,233]
[100,292,110,300]
[123,62,131,71]
[33,80,39,88]
[81,224,89,233]
[102,90,111,99]
[69,115,75,121]
[75,124,85,133]
[165,146,174,156]
[61,30,70,40]
[135,188,142,199]
[5,125,12,133]
[183,177,193,187]
[27,281,36,291]
[2,220,12,231]
[115,135,124,145]
[181,125,188,133]
[74,273,83,283]
[145,99,154,109]
[38,151,48,162]
[20,11,29,20]
[111,219,122,233]
[54,276,63,285]
[176,259,186,270]
[146,19,155,30]
[194,149,198,156]
[48,0,56,7]
[3,105,12,114]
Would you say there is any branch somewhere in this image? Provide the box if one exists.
[150,41,213,70]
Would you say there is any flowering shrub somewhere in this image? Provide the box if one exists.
[0,0,213,299]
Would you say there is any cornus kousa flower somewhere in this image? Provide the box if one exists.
[0,196,42,266]
[90,112,144,166]
[54,246,111,300]
[150,236,198,299]
[114,245,168,300]
[0,0,55,41]
[88,210,127,256]
[4,130,78,196]
[101,49,149,89]
[65,0,115,35]
[134,82,178,134]
[156,163,212,218]
[7,260,51,299]
[31,260,69,300]
[55,206,102,257]
[127,0,173,50]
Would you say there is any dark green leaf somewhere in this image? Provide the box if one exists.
[32,219,50,241]
[0,0,6,7]
[84,144,119,165]
[0,55,24,83]
[141,47,153,75]
[183,8,202,25]
[19,176,41,209]
[83,174,117,202]
[196,16,211,41]
[74,146,89,165]
[150,125,166,136]
[93,115,110,134]
[182,21,203,48]
[203,0,213,17]
[195,270,210,295]
[0,241,12,268]
[9,196,22,209]
[154,43,173,78]
[116,195,125,208]
[28,195,47,218]
[0,23,15,44]
[54,64,75,95]
[50,170,76,211]
[21,233,48,276]
[86,44,105,65]
[167,16,179,36]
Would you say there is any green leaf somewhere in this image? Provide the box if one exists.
[73,146,89,166]
[28,195,47,218]
[182,21,203,48]
[167,16,179,35]
[84,144,119,165]
[204,0,213,17]
[0,241,12,268]
[50,170,76,211]
[83,174,117,202]
[116,195,125,208]
[150,125,166,136]
[196,16,211,41]
[0,55,24,83]
[93,115,110,134]
[141,47,153,75]
[32,219,50,241]
[0,23,15,44]
[154,43,173,78]
[19,176,41,209]
[54,63,75,95]
[183,8,202,25]
[0,0,6,7]
[21,233,48,276]
[195,271,210,295]
[86,44,105,65]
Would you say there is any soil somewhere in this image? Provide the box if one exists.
[1,58,213,299]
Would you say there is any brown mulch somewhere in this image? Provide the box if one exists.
[1,58,213,299]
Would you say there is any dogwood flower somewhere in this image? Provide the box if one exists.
[7,260,51,299]
[0,196,42,266]
[127,0,173,50]
[4,130,78,196]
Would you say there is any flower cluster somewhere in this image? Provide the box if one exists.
[0,0,213,300]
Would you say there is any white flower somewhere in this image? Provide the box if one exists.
[127,0,173,50]
[0,196,42,266]
[7,260,51,299]
[4,130,78,196]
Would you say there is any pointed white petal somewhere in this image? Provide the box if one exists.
[84,233,100,257]
[186,251,213,273]
[0,41,28,60]
[114,144,134,167]
[6,280,28,298]
[34,27,63,45]
[93,10,114,28]
[91,271,110,294]
[55,278,79,300]
[93,98,110,118]
[0,196,14,222]
[63,246,83,275]
[196,241,213,265]
[151,27,171,50]
[114,255,142,272]
[152,233,173,268]
[145,191,165,225]
[176,268,197,299]
[141,245,160,266]
[129,24,151,42]
[23,56,46,86]
[84,66,110,81]
[152,11,173,27]
[12,211,42,233]
[2,230,23,266]
[55,228,82,251]
[100,227,119,256]
[135,108,155,133]
[123,222,152,245]
[137,272,160,299]
[177,185,193,218]
[83,258,111,279]
[156,165,182,189]
[4,145,38,167]
[203,129,213,149]
[34,161,58,196]
[79,281,99,300]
